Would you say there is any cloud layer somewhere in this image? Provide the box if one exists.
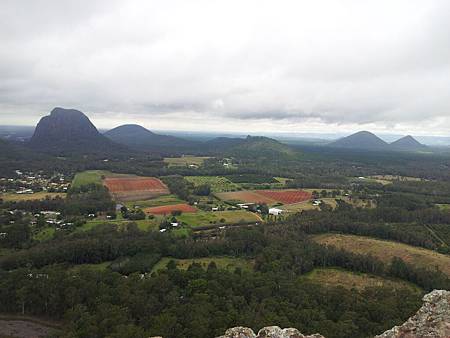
[1,0,450,135]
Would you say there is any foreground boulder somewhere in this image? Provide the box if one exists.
[216,326,324,338]
[375,289,450,338]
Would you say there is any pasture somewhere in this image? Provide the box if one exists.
[71,170,107,187]
[164,156,210,167]
[312,233,450,276]
[0,192,65,202]
[302,268,421,292]
[177,210,261,227]
[125,195,184,208]
[151,257,254,273]
[185,176,240,192]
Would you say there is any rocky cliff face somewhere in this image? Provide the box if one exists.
[216,290,450,338]
[375,289,450,338]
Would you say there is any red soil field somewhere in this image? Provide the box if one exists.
[256,190,312,204]
[144,203,198,215]
[103,177,169,201]
[216,189,312,205]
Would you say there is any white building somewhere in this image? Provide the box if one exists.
[269,208,283,216]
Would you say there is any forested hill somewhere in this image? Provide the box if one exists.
[330,131,389,150]
[104,124,200,151]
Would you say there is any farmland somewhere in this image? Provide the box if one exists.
[215,190,274,204]
[164,156,210,167]
[71,170,107,187]
[216,189,312,205]
[177,210,261,227]
[125,195,184,208]
[302,268,421,292]
[144,203,197,215]
[185,176,240,192]
[151,257,254,273]
[76,216,161,233]
[104,176,169,201]
[0,192,65,202]
[312,233,450,276]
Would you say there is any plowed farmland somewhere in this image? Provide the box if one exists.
[104,177,169,201]
[256,190,312,204]
[216,189,312,205]
[144,203,198,215]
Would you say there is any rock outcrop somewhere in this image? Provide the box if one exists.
[217,290,450,338]
[375,289,450,338]
[216,326,325,338]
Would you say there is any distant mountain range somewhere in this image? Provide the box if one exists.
[22,107,296,158]
[1,107,432,156]
[330,131,427,152]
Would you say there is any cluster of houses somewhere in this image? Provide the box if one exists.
[0,170,70,195]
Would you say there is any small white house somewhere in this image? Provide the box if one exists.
[269,208,283,216]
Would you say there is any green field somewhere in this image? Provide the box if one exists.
[33,227,56,241]
[69,261,111,273]
[313,233,450,276]
[302,268,421,292]
[75,214,161,233]
[125,195,184,208]
[178,210,261,227]
[185,176,240,192]
[437,204,450,211]
[71,170,108,187]
[151,256,254,273]
[164,156,211,167]
[0,192,66,202]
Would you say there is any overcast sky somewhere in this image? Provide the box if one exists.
[1,0,450,136]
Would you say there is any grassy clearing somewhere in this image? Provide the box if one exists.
[185,176,240,192]
[151,257,254,273]
[281,196,373,213]
[0,192,66,202]
[437,204,450,211]
[69,261,111,273]
[125,195,184,208]
[369,175,425,182]
[164,156,210,167]
[302,268,422,292]
[312,233,450,276]
[71,170,107,187]
[178,210,261,227]
[74,215,161,234]
[33,227,56,241]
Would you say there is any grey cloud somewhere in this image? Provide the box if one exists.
[0,0,450,134]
